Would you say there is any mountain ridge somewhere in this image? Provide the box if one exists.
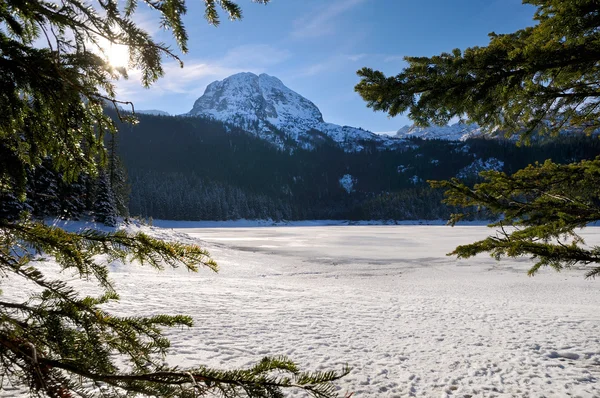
[137,109,170,116]
[395,122,484,141]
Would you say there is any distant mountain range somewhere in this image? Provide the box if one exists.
[144,72,599,149]
[394,123,484,141]
[137,109,170,116]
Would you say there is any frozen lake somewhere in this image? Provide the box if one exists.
[134,225,600,397]
[5,224,600,397]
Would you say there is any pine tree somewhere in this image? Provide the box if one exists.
[0,144,29,221]
[58,174,88,220]
[94,170,118,226]
[107,133,130,218]
[27,160,60,219]
[0,0,349,396]
[0,187,27,221]
[355,0,600,277]
[431,158,600,277]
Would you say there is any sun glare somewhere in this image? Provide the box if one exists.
[107,43,129,69]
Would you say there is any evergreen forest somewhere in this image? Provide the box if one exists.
[113,111,600,221]
[7,108,599,223]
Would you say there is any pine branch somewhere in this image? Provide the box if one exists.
[431,157,600,277]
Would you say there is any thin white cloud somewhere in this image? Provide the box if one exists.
[384,55,405,63]
[290,52,368,79]
[292,0,368,39]
[294,61,332,78]
[347,53,367,62]
[113,44,292,106]
[218,44,291,68]
[131,8,163,37]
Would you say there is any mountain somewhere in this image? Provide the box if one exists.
[395,122,484,141]
[137,109,170,116]
[186,72,402,152]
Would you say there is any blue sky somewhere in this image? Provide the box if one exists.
[118,0,536,134]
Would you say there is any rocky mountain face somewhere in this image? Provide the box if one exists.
[186,72,402,152]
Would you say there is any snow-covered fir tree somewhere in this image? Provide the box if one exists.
[0,188,29,220]
[27,159,60,218]
[107,133,130,217]
[94,170,118,226]
[58,174,88,220]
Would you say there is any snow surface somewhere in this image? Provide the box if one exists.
[394,122,593,142]
[3,223,600,397]
[395,123,484,141]
[457,158,505,179]
[186,72,405,152]
[339,174,356,194]
[409,175,422,185]
[397,165,411,174]
[136,109,170,116]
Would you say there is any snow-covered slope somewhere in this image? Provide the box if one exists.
[395,120,598,141]
[137,109,170,116]
[395,122,484,141]
[187,72,401,152]
[457,157,504,179]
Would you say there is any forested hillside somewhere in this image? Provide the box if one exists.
[0,144,129,225]
[113,110,600,221]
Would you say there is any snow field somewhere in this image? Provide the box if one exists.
[117,225,600,397]
[3,224,600,397]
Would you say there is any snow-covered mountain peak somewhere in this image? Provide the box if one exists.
[188,72,324,135]
[187,72,400,151]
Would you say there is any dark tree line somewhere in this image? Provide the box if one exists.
[10,111,600,223]
[111,110,600,221]
[0,142,129,226]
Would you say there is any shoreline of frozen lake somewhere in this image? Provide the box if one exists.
[151,218,492,229]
